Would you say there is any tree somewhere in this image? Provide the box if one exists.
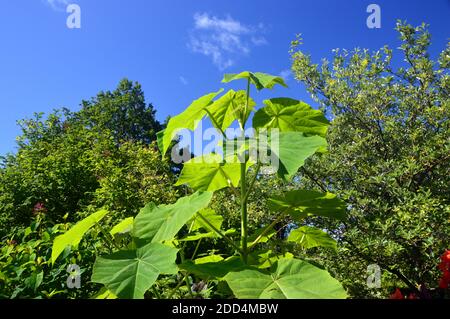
[290,21,449,297]
[0,79,174,233]
[78,78,163,144]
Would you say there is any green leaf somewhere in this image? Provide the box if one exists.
[91,242,178,299]
[179,256,246,279]
[51,209,108,264]
[267,131,327,180]
[192,208,223,233]
[194,255,224,264]
[91,288,117,299]
[179,232,216,241]
[222,71,287,90]
[224,258,347,299]
[179,229,236,241]
[110,217,133,236]
[250,250,294,269]
[268,190,346,220]
[253,98,329,136]
[133,191,213,243]
[207,90,255,130]
[175,154,241,192]
[160,89,223,155]
[288,226,337,251]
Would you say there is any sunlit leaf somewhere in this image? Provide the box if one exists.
[51,209,108,264]
[91,242,178,299]
[175,154,241,192]
[222,71,287,90]
[266,131,326,180]
[288,226,337,251]
[268,190,346,220]
[224,258,347,299]
[207,90,255,130]
[159,89,223,155]
[133,191,213,244]
[110,217,133,236]
[253,98,329,136]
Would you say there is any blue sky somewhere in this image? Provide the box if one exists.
[0,0,448,155]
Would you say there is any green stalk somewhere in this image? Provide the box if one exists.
[240,79,251,264]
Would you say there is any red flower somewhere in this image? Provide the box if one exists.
[438,261,448,271]
[390,288,404,299]
[438,278,449,289]
[443,270,450,281]
[441,250,450,263]
[407,293,418,299]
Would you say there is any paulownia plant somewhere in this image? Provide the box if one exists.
[51,71,348,299]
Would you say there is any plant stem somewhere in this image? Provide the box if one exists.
[248,208,289,249]
[240,78,251,264]
[196,212,242,253]
[243,162,261,204]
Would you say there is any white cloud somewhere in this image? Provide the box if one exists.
[44,0,69,11]
[188,13,267,70]
[279,69,292,81]
[179,76,188,85]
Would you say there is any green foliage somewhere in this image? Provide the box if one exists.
[223,258,346,299]
[222,71,287,90]
[51,209,108,264]
[0,215,104,298]
[287,226,337,251]
[133,192,213,244]
[2,70,347,299]
[0,79,176,233]
[268,190,346,220]
[161,89,223,155]
[91,242,178,299]
[290,21,449,297]
[144,70,347,299]
[175,154,242,192]
[253,98,329,136]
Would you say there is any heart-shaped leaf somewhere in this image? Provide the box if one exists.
[159,89,223,155]
[266,131,326,180]
[268,190,346,220]
[133,191,213,244]
[91,242,178,299]
[253,98,329,136]
[207,90,255,131]
[175,154,241,192]
[224,258,347,299]
[222,72,287,90]
[288,226,337,251]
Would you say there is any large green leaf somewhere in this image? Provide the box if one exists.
[91,242,178,299]
[224,258,347,299]
[51,209,108,264]
[175,154,241,192]
[207,90,255,131]
[288,226,337,251]
[133,191,213,243]
[222,71,287,90]
[179,256,245,279]
[160,89,223,155]
[253,98,329,136]
[268,190,346,220]
[267,131,326,180]
[110,217,133,236]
